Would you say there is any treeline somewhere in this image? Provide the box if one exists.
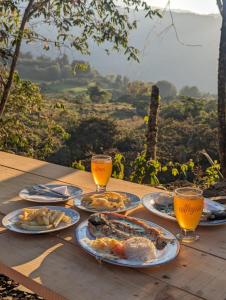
[12,53,219,188]
[17,53,209,102]
[0,69,218,188]
[18,52,92,81]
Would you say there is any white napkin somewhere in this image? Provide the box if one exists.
[204,198,225,213]
[22,185,70,202]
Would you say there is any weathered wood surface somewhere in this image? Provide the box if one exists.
[0,151,226,300]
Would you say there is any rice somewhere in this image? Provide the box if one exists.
[124,237,156,262]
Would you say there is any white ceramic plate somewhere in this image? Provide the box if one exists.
[19,184,83,203]
[74,191,140,213]
[75,218,180,268]
[2,206,80,234]
[142,192,226,226]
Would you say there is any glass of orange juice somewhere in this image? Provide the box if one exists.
[91,155,112,192]
[174,187,204,242]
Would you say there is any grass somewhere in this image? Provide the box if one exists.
[63,86,87,94]
[43,82,88,94]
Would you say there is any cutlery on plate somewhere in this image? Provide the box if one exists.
[31,184,70,199]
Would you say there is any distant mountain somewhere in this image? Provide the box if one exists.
[22,10,221,93]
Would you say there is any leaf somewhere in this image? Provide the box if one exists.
[172,168,179,177]
[143,115,149,124]
[161,166,168,172]
[181,164,188,175]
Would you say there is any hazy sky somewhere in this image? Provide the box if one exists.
[148,0,219,14]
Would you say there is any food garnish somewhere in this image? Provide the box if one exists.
[89,237,125,258]
[16,207,71,231]
[81,192,130,211]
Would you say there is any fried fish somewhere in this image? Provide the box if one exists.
[88,212,173,250]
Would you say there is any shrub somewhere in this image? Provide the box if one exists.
[0,73,68,159]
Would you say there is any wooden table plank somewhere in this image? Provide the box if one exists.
[0,260,66,300]
[0,232,201,300]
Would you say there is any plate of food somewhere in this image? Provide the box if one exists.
[75,212,180,268]
[2,206,80,234]
[74,191,140,213]
[142,192,226,226]
[19,184,83,203]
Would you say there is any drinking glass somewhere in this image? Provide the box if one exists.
[174,187,204,242]
[91,155,112,192]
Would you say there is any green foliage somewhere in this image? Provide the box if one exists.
[72,160,86,171]
[72,61,90,75]
[127,81,152,96]
[202,161,221,187]
[0,0,161,65]
[71,150,220,188]
[112,153,125,180]
[65,116,118,161]
[130,152,161,185]
[156,80,177,99]
[158,97,218,161]
[88,84,112,103]
[17,54,90,82]
[130,151,195,185]
[0,72,68,159]
[180,86,202,98]
[143,115,149,124]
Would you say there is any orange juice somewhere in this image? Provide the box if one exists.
[91,159,112,187]
[174,195,204,230]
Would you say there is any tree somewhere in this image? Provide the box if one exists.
[123,76,129,88]
[217,0,226,177]
[42,64,61,81]
[156,80,177,99]
[89,86,112,103]
[180,86,202,98]
[57,54,69,66]
[127,81,151,96]
[72,60,91,76]
[0,1,161,117]
[146,85,160,160]
[114,75,122,88]
[0,71,68,159]
[66,117,118,161]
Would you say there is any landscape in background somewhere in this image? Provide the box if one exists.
[22,10,221,93]
[1,8,220,188]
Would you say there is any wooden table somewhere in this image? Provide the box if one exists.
[0,151,226,300]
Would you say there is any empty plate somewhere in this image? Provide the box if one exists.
[19,184,83,203]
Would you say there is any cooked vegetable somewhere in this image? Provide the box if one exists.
[16,207,71,231]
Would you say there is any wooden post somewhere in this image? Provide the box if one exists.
[218,0,226,177]
[146,85,160,161]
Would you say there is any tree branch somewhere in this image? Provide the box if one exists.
[217,0,223,17]
[168,5,201,47]
[0,73,6,89]
[28,0,50,18]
